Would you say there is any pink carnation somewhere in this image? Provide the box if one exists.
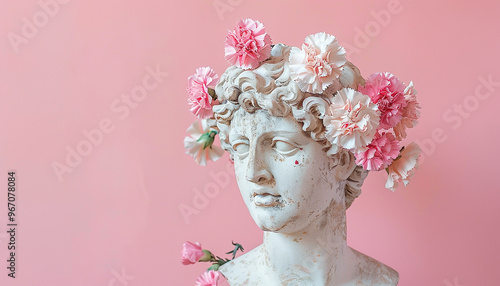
[385,142,421,191]
[359,72,408,129]
[323,88,380,154]
[224,19,272,70]
[289,32,347,93]
[181,241,204,265]
[394,81,421,140]
[355,132,400,171]
[187,67,218,119]
[196,270,220,286]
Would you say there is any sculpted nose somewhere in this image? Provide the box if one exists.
[245,157,272,184]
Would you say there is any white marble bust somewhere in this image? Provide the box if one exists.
[212,44,399,286]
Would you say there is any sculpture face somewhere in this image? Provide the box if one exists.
[229,108,344,234]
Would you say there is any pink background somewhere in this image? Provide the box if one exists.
[1,0,499,285]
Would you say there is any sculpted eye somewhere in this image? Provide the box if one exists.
[272,139,299,156]
[233,143,249,156]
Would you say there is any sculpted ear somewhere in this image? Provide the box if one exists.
[334,150,357,181]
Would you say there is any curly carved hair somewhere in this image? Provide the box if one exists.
[213,44,368,209]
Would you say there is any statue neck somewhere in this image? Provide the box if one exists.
[262,201,348,284]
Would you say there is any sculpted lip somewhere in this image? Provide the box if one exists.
[252,192,282,207]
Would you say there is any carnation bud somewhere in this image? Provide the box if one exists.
[200,250,214,262]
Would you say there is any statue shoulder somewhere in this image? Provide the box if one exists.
[219,245,268,285]
[219,245,399,286]
[346,247,399,286]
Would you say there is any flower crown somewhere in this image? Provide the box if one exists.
[183,18,421,192]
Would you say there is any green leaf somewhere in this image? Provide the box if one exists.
[207,264,220,271]
[226,241,244,260]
